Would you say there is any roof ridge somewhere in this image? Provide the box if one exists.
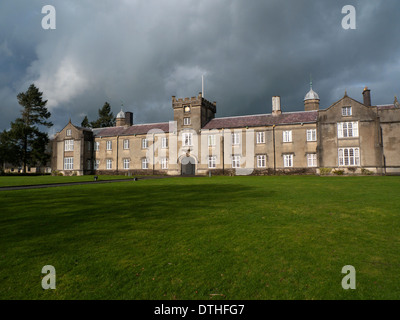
[208,109,317,121]
[131,121,170,126]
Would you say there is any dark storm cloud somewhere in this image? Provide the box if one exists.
[0,0,399,135]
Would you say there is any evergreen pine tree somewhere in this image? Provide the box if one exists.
[90,102,115,128]
[0,130,22,172]
[9,84,53,173]
[81,115,91,128]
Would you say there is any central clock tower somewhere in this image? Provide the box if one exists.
[172,92,217,133]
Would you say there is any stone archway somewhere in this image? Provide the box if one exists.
[181,156,196,176]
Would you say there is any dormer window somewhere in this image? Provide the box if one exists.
[66,129,72,136]
[342,106,352,116]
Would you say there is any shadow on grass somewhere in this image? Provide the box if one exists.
[0,183,276,244]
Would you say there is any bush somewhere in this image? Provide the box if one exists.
[51,170,63,176]
[333,169,345,175]
[361,168,373,176]
[1,172,51,177]
[347,167,357,174]
[320,168,332,175]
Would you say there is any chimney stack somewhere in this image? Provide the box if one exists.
[272,96,282,116]
[125,112,133,126]
[363,87,371,107]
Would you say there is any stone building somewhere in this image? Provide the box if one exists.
[51,86,400,176]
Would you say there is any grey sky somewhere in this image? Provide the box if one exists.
[1,0,399,135]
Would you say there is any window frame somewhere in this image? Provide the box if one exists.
[337,122,359,138]
[232,155,241,168]
[256,132,265,144]
[257,155,266,168]
[106,140,112,151]
[342,106,352,116]
[63,157,74,170]
[208,156,216,169]
[307,153,317,167]
[142,138,148,149]
[182,132,193,147]
[142,158,149,170]
[106,159,113,170]
[283,154,293,168]
[123,158,130,170]
[232,133,240,146]
[64,140,74,152]
[307,129,317,142]
[161,157,168,170]
[208,135,216,147]
[161,137,168,149]
[283,130,292,143]
[338,147,360,167]
[123,139,129,150]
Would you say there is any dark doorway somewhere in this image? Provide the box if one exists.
[181,156,196,176]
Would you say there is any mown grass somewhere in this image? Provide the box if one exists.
[0,175,399,300]
[0,175,135,187]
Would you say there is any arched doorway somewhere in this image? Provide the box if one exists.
[181,156,196,176]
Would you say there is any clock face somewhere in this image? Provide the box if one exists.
[184,106,190,113]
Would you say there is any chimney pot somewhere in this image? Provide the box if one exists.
[363,87,371,106]
[272,96,282,116]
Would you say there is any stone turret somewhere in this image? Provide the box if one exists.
[304,82,320,111]
[116,109,133,127]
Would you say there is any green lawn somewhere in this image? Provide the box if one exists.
[0,176,399,300]
[0,175,135,187]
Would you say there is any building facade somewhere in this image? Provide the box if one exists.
[51,87,400,176]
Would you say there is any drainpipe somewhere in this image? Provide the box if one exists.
[380,126,386,176]
[116,136,119,174]
[153,133,155,175]
[273,125,276,174]
[222,129,225,175]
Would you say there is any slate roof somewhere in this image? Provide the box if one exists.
[93,122,170,137]
[203,111,318,130]
[377,104,398,110]
[89,111,318,137]
[75,125,92,132]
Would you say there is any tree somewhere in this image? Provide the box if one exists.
[9,84,53,173]
[81,115,91,128]
[0,130,22,172]
[90,102,115,128]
